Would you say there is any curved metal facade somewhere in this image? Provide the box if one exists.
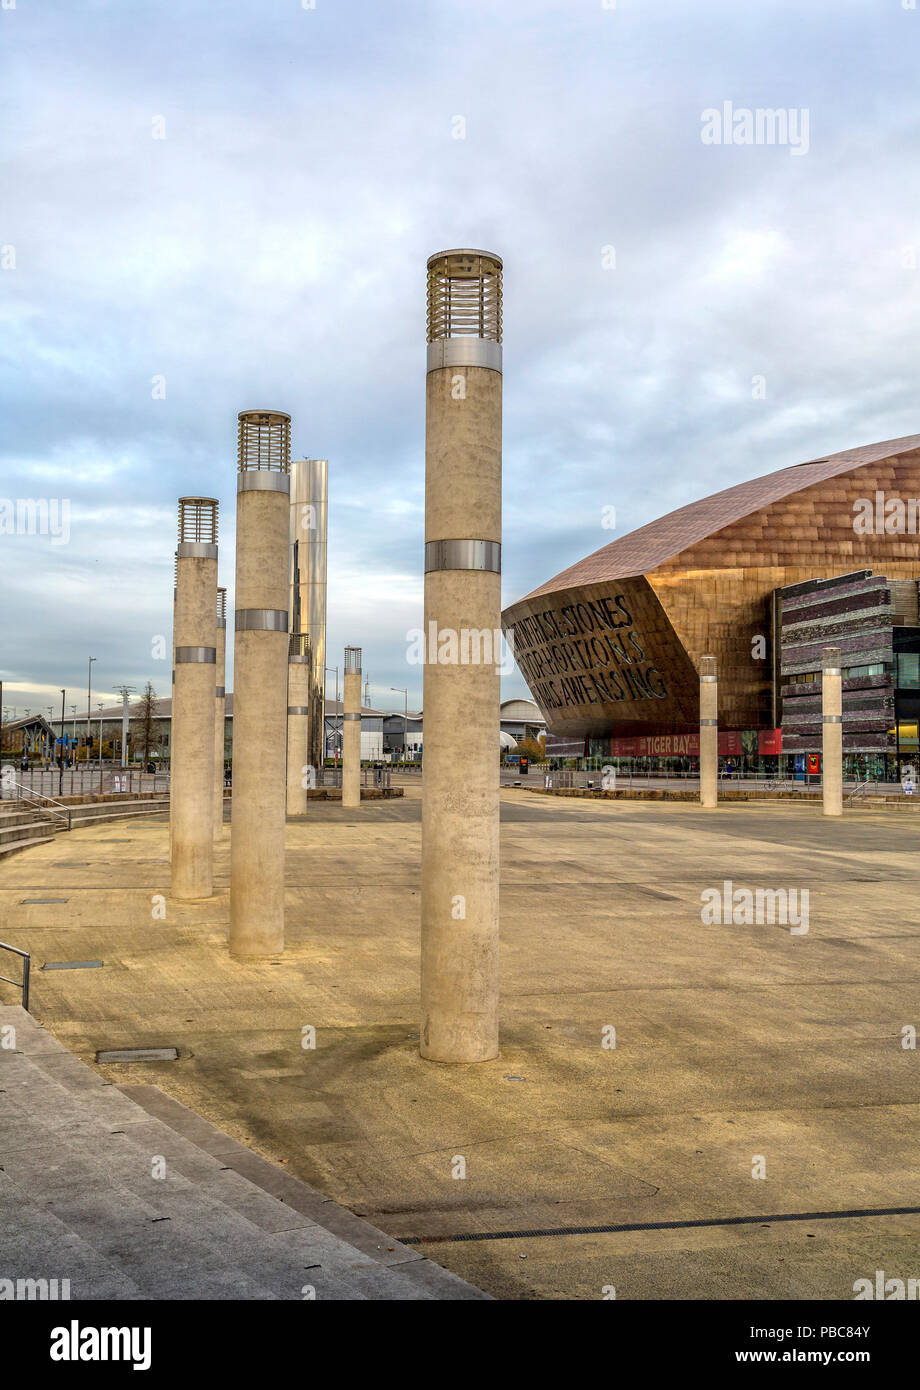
[502,435,920,741]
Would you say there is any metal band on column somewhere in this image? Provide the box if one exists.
[235,610,288,632]
[175,646,217,663]
[424,540,501,573]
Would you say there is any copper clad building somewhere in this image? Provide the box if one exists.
[502,435,920,776]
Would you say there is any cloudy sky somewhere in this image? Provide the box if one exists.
[2,0,918,720]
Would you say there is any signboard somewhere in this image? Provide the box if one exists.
[610,733,699,757]
[758,728,783,755]
[808,753,820,775]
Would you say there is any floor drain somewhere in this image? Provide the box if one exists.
[20,898,67,904]
[43,960,103,971]
[53,862,90,867]
[96,1047,179,1063]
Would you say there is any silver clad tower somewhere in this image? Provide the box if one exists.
[171,498,218,899]
[289,459,328,787]
[229,411,291,957]
[421,250,503,1063]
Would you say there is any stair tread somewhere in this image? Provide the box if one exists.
[0,1006,490,1301]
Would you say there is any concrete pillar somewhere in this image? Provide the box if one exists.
[229,410,291,958]
[822,645,843,817]
[342,647,361,809]
[289,459,328,787]
[421,249,503,1063]
[699,653,718,809]
[171,498,218,899]
[213,588,227,841]
[286,635,310,816]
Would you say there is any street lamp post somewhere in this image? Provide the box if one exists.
[86,656,95,764]
[391,688,408,765]
[58,689,66,796]
[116,685,135,768]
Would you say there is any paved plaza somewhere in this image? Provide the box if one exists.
[1,787,918,1299]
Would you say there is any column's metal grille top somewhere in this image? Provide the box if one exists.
[217,588,227,624]
[178,497,218,543]
[426,250,502,342]
[290,633,311,660]
[237,410,292,473]
[344,646,362,673]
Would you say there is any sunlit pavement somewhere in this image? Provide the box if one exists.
[1,787,918,1300]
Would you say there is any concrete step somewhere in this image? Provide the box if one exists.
[0,819,50,847]
[0,1006,490,1301]
[0,808,44,830]
[68,799,170,826]
[0,834,56,861]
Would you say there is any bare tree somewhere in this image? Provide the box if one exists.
[130,682,161,763]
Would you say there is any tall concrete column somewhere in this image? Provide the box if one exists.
[289,459,327,788]
[171,498,218,899]
[229,410,291,958]
[286,635,310,816]
[213,587,227,841]
[822,645,843,817]
[342,646,361,809]
[699,653,718,809]
[421,249,502,1063]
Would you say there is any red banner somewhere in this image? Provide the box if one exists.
[608,730,777,758]
[609,733,699,757]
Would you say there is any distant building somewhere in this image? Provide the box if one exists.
[502,434,920,779]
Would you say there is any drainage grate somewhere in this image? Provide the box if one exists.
[42,960,103,971]
[96,1047,178,1063]
[96,839,133,843]
[53,862,90,867]
[397,1203,920,1245]
[20,898,67,904]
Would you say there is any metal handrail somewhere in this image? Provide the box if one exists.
[10,782,71,831]
[847,779,878,804]
[0,941,30,1012]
